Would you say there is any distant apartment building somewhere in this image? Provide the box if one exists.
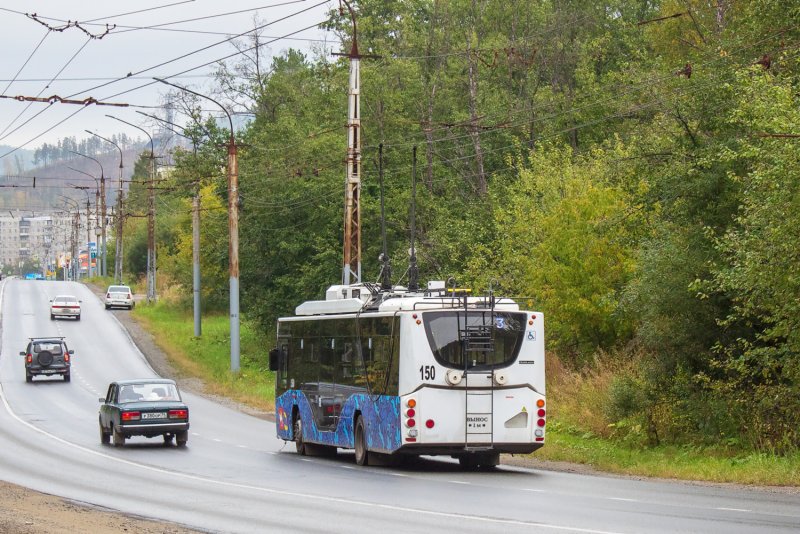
[0,212,75,272]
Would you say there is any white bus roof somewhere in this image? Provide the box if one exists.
[293,284,523,316]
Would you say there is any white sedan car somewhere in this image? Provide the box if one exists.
[50,295,81,320]
[105,285,134,310]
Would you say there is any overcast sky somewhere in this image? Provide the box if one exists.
[0,0,337,161]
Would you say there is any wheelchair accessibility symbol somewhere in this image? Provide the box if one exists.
[527,330,536,341]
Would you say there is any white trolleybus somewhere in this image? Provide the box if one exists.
[270,281,546,468]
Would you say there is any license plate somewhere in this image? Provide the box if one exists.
[141,412,167,419]
[40,369,57,374]
[61,308,71,313]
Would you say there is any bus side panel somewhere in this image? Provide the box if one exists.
[276,390,402,453]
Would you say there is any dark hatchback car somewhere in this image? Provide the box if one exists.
[20,337,73,382]
[99,379,189,447]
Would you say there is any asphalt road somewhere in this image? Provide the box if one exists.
[0,278,798,533]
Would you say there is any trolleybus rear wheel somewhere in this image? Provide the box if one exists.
[294,415,307,456]
[354,416,369,466]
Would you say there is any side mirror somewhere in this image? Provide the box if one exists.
[98,397,105,403]
[49,299,53,302]
[19,351,25,356]
[68,350,75,355]
[269,348,280,371]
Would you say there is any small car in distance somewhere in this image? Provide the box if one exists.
[99,379,189,447]
[50,295,81,320]
[104,285,134,310]
[20,337,73,382]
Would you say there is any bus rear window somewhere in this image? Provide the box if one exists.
[423,311,526,370]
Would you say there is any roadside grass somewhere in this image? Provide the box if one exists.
[541,354,800,486]
[132,302,275,412]
[86,275,141,293]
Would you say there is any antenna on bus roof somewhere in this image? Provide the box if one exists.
[408,146,419,292]
[377,144,392,291]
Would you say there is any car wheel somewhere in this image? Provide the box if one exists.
[294,415,306,456]
[354,415,369,466]
[76,314,81,321]
[50,314,55,320]
[25,374,32,383]
[64,373,70,382]
[163,433,174,445]
[112,425,125,447]
[104,304,110,310]
[99,421,110,445]
[176,430,188,447]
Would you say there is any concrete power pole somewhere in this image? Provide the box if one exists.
[154,77,239,372]
[340,0,362,286]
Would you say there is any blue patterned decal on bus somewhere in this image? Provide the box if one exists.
[275,391,401,453]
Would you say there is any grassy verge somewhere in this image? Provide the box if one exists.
[132,301,275,412]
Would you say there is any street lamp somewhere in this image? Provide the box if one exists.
[68,151,107,277]
[85,130,124,283]
[59,196,81,281]
[67,185,95,278]
[137,109,203,336]
[67,167,100,278]
[106,114,157,303]
[154,77,240,372]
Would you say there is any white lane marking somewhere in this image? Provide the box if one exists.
[450,480,470,485]
[389,473,409,477]
[608,498,639,503]
[717,507,751,512]
[523,488,545,493]
[340,466,356,470]
[212,438,222,442]
[237,445,248,449]
[191,432,200,436]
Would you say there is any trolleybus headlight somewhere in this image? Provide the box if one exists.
[537,418,546,427]
[425,419,435,429]
[406,419,416,428]
[406,408,416,418]
[407,399,416,408]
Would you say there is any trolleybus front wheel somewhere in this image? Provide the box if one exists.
[354,416,369,466]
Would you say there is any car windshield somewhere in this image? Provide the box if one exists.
[54,296,75,304]
[109,286,130,293]
[118,383,180,403]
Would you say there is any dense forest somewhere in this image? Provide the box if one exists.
[119,0,800,453]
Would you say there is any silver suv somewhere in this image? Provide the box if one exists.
[20,337,73,382]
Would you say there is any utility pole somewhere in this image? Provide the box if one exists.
[69,152,106,277]
[155,78,239,371]
[136,109,201,335]
[336,1,377,286]
[86,130,124,283]
[107,115,157,302]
